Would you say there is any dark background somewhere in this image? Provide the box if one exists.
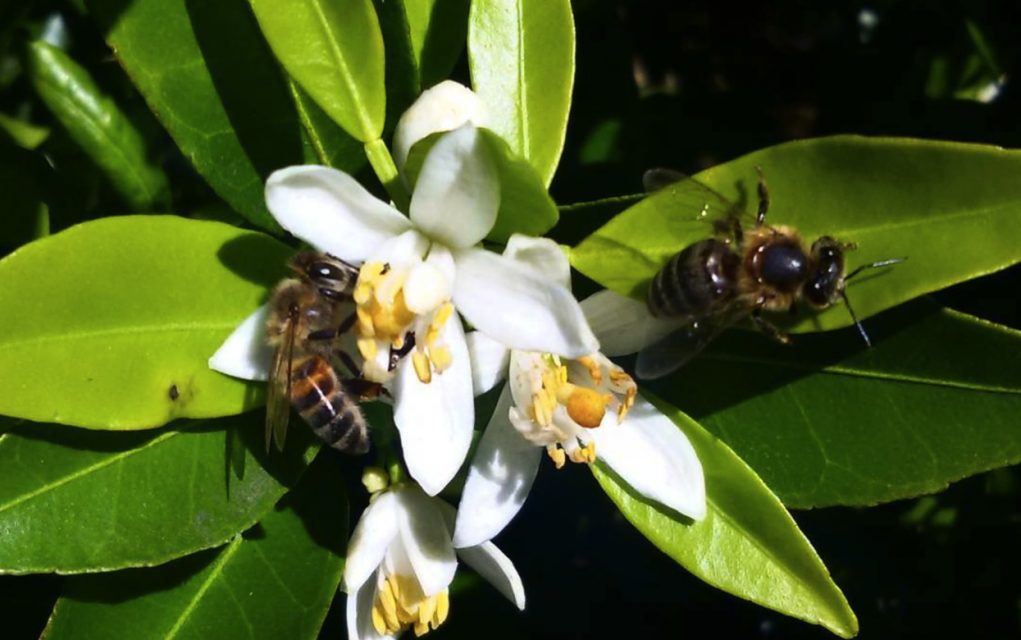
[1,0,1019,638]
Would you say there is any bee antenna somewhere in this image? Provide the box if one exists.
[840,290,872,348]
[844,257,906,281]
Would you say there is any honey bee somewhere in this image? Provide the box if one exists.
[265,252,376,454]
[637,168,902,379]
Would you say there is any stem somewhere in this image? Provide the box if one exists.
[364,138,410,211]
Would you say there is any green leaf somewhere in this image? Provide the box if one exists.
[0,415,313,574]
[0,146,52,247]
[571,137,1021,332]
[404,128,558,243]
[468,0,574,186]
[88,0,317,231]
[0,216,288,429]
[41,451,344,639]
[288,79,366,173]
[593,394,858,638]
[26,40,170,212]
[404,0,470,88]
[372,0,421,135]
[249,0,385,142]
[0,112,50,149]
[656,302,1021,508]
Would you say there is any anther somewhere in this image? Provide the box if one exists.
[546,444,566,469]
[412,351,433,383]
[577,355,603,385]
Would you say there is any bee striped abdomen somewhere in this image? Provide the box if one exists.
[290,355,370,454]
[648,239,739,318]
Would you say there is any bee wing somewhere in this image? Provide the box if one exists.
[635,307,750,380]
[265,316,297,452]
[642,168,756,237]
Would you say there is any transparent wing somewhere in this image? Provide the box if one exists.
[635,306,750,380]
[265,317,296,452]
[642,167,757,238]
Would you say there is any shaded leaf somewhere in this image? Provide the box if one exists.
[0,415,314,575]
[288,79,366,172]
[88,0,316,231]
[0,112,50,149]
[0,146,52,248]
[0,216,289,429]
[26,40,169,212]
[468,0,574,186]
[404,0,470,88]
[653,302,1021,508]
[572,137,1021,332]
[249,0,385,142]
[593,394,857,638]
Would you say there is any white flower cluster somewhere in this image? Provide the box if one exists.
[210,82,705,639]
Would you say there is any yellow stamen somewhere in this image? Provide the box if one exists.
[557,383,610,428]
[434,590,450,627]
[371,603,388,635]
[413,351,432,383]
[576,355,603,385]
[379,578,401,631]
[429,345,452,372]
[414,621,429,637]
[546,444,566,469]
[357,337,378,361]
[356,307,376,337]
[570,441,597,464]
[418,595,437,628]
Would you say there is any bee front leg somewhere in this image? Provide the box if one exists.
[751,308,791,345]
[755,166,770,226]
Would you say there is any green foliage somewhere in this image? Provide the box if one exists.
[26,41,169,212]
[0,216,288,428]
[594,394,858,639]
[659,303,1021,508]
[572,137,1021,332]
[248,0,386,143]
[0,416,313,574]
[0,146,52,248]
[468,0,574,186]
[403,0,470,89]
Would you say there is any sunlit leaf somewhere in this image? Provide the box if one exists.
[594,394,858,638]
[0,416,314,574]
[572,137,1021,332]
[0,216,288,429]
[468,0,574,186]
[27,40,169,212]
[249,0,385,142]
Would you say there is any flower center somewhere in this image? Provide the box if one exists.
[354,261,454,383]
[372,573,450,637]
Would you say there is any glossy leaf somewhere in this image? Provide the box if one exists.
[468,0,574,186]
[0,416,314,575]
[593,395,857,638]
[372,0,421,134]
[0,216,289,429]
[403,0,470,88]
[249,0,385,142]
[404,128,558,243]
[42,451,344,639]
[27,40,169,212]
[288,79,366,172]
[0,112,50,149]
[89,0,316,231]
[653,302,1021,508]
[572,137,1021,332]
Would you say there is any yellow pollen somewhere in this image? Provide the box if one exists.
[372,575,451,637]
[434,590,450,626]
[371,604,387,635]
[576,355,603,385]
[418,596,437,628]
[429,345,452,372]
[414,621,429,637]
[557,384,610,428]
[356,307,375,337]
[569,441,597,464]
[413,351,433,384]
[377,578,400,631]
[546,444,566,469]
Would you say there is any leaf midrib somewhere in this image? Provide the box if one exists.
[165,535,245,639]
[0,321,238,350]
[309,0,373,137]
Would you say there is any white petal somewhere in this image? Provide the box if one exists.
[371,228,430,266]
[208,305,273,381]
[453,247,599,358]
[585,395,706,520]
[503,235,571,289]
[344,491,400,592]
[347,573,391,640]
[457,542,526,611]
[395,487,458,597]
[393,316,474,496]
[580,289,680,356]
[266,166,411,261]
[403,244,454,315]
[393,80,489,172]
[409,125,499,249]
[465,332,510,396]
[453,386,540,548]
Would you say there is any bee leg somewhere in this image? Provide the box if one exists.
[345,378,385,401]
[751,308,791,345]
[755,166,770,226]
[306,328,337,341]
[387,332,416,372]
[336,312,356,335]
[336,350,361,378]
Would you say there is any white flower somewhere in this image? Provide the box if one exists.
[209,81,598,497]
[452,237,706,548]
[345,484,525,639]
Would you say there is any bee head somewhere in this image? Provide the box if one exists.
[803,236,846,307]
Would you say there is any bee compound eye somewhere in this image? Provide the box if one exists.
[760,243,808,288]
